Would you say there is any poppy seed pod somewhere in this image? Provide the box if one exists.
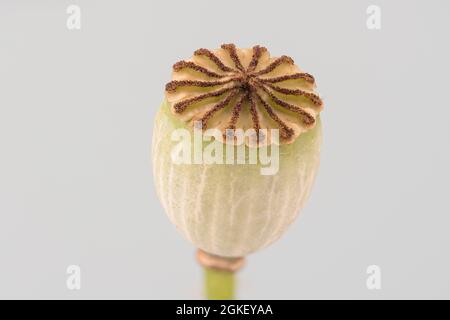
[152,44,323,259]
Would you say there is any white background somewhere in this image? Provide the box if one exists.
[0,0,449,299]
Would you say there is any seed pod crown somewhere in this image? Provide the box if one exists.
[165,44,323,146]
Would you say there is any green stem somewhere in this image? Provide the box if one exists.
[204,267,235,300]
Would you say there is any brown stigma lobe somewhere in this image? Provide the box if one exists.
[193,48,235,72]
[165,44,323,145]
[247,45,267,73]
[172,61,224,78]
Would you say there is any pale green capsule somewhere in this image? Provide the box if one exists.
[152,99,322,258]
